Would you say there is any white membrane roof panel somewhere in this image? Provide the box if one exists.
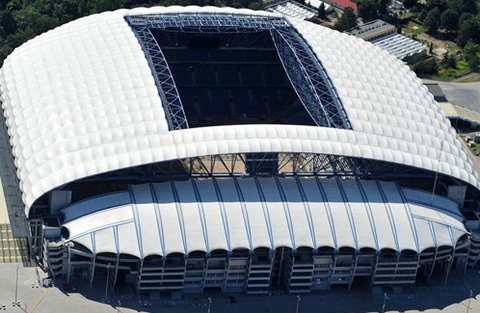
[358,180,397,251]
[277,178,315,249]
[378,182,418,252]
[300,179,336,249]
[63,178,467,258]
[152,183,185,256]
[322,180,356,249]
[130,184,163,257]
[256,178,292,249]
[216,179,250,251]
[338,179,377,251]
[0,6,477,215]
[236,178,271,250]
[174,181,206,254]
[194,180,229,252]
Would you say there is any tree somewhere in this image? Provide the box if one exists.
[440,9,459,33]
[447,0,477,16]
[333,6,357,32]
[423,7,441,33]
[463,41,480,71]
[458,12,474,29]
[0,10,16,37]
[457,17,480,47]
[318,2,326,19]
[441,53,456,68]
[357,0,392,21]
[357,0,377,21]
[411,58,438,75]
[396,24,402,34]
[425,0,447,11]
[247,1,263,10]
[402,0,417,9]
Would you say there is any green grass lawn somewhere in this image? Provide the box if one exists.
[403,21,425,37]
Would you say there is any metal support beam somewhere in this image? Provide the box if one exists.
[126,19,188,131]
[271,27,350,129]
[125,12,351,131]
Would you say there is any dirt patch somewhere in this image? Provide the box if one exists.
[416,32,459,61]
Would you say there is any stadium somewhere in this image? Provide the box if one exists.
[1,5,480,298]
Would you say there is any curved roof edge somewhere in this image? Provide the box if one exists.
[63,178,467,258]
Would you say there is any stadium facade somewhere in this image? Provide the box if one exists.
[1,6,480,296]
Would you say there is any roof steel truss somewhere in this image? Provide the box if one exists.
[75,153,449,182]
[125,13,350,130]
[126,13,287,33]
[126,17,189,130]
[270,27,350,129]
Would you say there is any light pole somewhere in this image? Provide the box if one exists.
[207,296,212,313]
[14,264,19,304]
[467,289,473,313]
[295,295,301,313]
[381,293,387,313]
[104,263,111,302]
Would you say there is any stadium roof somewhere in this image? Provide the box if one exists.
[267,2,316,20]
[62,178,467,257]
[0,6,478,215]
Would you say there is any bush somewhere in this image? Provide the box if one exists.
[411,58,438,75]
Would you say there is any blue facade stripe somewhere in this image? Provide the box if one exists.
[274,177,296,251]
[191,180,210,254]
[212,178,232,253]
[336,178,359,251]
[294,176,316,250]
[254,177,275,250]
[395,184,421,254]
[375,181,400,253]
[428,220,438,249]
[91,232,96,255]
[128,185,144,260]
[170,181,189,255]
[232,177,253,252]
[149,183,167,258]
[113,225,120,256]
[314,176,338,250]
[355,179,380,251]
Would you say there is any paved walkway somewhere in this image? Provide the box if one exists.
[0,112,28,238]
[0,262,479,313]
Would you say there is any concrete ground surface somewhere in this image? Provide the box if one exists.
[437,81,480,114]
[0,263,479,313]
[422,79,480,114]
